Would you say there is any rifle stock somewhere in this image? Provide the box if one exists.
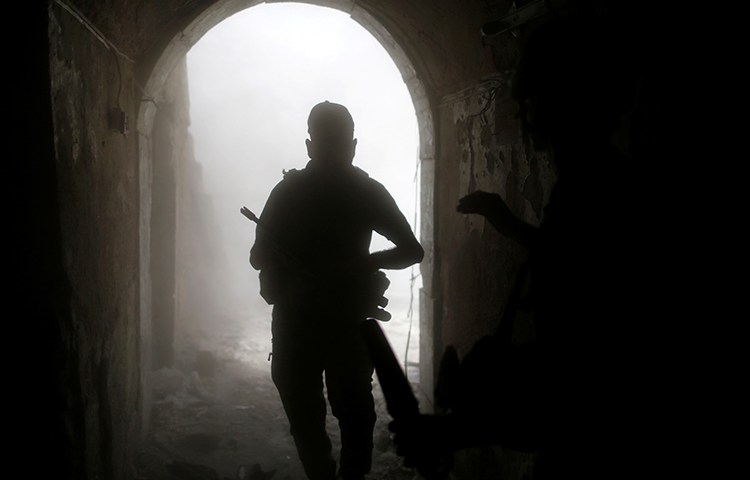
[360,319,452,479]
[360,319,419,420]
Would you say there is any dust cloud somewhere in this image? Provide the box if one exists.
[136,5,424,478]
[179,3,422,375]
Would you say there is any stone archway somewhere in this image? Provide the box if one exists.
[135,0,437,437]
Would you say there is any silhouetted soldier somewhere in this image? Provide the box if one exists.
[249,101,424,480]
[390,2,653,478]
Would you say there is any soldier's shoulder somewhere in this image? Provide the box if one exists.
[282,168,304,181]
[265,169,303,200]
[355,168,390,193]
[353,167,386,190]
[274,168,308,190]
[352,166,370,179]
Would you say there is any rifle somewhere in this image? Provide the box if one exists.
[360,318,453,479]
[242,206,306,272]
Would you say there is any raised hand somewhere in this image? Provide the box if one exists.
[456,190,536,246]
[456,190,505,216]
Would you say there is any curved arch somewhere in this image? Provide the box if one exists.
[136,0,438,430]
[137,0,433,159]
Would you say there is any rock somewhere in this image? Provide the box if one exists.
[165,460,220,480]
[237,463,276,480]
[181,432,222,454]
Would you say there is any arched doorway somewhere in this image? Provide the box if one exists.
[135,2,435,477]
[180,2,421,383]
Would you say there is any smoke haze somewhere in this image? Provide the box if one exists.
[183,3,421,372]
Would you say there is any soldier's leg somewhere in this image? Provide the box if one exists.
[272,309,337,480]
[325,323,376,480]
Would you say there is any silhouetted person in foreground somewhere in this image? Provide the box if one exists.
[390,2,653,477]
[249,101,424,480]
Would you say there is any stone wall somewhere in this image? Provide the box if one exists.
[48,2,142,478]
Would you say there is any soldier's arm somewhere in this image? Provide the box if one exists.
[368,183,424,271]
[456,190,537,247]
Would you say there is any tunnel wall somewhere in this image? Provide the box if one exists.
[47,2,142,478]
[13,2,83,479]
[45,1,557,478]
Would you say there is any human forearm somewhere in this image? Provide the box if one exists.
[457,190,537,247]
[368,239,424,271]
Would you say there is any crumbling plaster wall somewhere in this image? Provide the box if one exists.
[46,0,548,478]
[435,73,554,359]
[429,36,553,479]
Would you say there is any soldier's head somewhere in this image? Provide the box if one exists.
[305,101,357,167]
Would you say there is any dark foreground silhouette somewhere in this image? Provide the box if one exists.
[389,1,671,478]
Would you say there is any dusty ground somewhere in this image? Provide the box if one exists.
[133,316,422,480]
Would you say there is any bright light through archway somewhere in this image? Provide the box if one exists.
[185,3,421,374]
